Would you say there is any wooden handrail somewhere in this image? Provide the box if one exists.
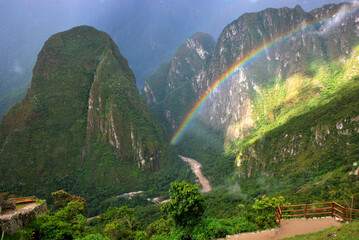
[7,196,38,204]
[280,202,333,208]
[276,201,359,225]
[333,202,346,209]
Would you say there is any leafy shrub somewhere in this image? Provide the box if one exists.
[100,206,139,240]
[250,196,287,228]
[145,218,172,238]
[52,190,87,212]
[31,201,88,240]
[76,233,110,240]
[191,217,257,239]
[162,181,205,228]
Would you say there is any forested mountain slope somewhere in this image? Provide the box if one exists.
[0,26,183,203]
[143,2,359,195]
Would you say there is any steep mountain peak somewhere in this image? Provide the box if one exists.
[294,4,304,12]
[0,26,181,198]
[141,32,215,135]
[144,2,359,144]
[185,32,215,61]
[143,31,215,104]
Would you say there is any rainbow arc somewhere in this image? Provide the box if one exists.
[170,5,359,145]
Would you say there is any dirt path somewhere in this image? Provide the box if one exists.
[87,215,100,222]
[223,217,342,240]
[180,155,212,192]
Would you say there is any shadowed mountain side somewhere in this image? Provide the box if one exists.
[0,26,183,203]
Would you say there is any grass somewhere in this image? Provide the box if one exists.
[15,203,29,210]
[282,221,359,240]
[231,45,359,153]
[223,45,359,201]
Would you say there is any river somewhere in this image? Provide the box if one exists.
[179,155,212,192]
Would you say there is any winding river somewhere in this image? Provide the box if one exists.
[179,155,212,192]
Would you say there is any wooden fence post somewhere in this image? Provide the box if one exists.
[343,208,346,220]
[304,205,308,218]
[277,206,281,225]
[331,202,334,217]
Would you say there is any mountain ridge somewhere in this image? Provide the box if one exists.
[142,2,359,195]
[144,2,359,142]
[0,26,183,205]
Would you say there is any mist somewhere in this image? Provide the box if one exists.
[0,0,345,119]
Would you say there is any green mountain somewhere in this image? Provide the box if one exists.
[0,26,183,205]
[231,47,359,199]
[143,2,359,198]
[143,32,215,136]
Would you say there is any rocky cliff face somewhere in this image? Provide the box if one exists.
[200,3,359,141]
[0,202,47,234]
[143,32,215,135]
[144,2,359,142]
[0,26,181,198]
[142,3,359,192]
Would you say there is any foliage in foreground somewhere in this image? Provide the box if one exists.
[161,181,205,228]
[9,185,298,240]
[31,201,89,239]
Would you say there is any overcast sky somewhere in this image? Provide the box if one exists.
[0,0,349,90]
[0,0,346,46]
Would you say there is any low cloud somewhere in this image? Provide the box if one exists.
[316,1,358,35]
[11,61,24,74]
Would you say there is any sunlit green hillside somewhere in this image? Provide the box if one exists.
[229,46,359,201]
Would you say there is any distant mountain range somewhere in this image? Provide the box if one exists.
[0,0,344,121]
[1,2,359,210]
[143,2,359,197]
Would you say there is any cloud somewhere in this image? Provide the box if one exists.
[317,1,358,35]
[248,0,258,2]
[11,61,24,74]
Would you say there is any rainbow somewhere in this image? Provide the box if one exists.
[170,4,359,145]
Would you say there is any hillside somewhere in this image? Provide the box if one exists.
[233,47,359,200]
[143,32,215,136]
[143,2,359,194]
[0,26,184,211]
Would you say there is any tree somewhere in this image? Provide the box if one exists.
[52,190,87,213]
[34,201,88,240]
[162,181,205,228]
[251,196,287,228]
[100,206,139,240]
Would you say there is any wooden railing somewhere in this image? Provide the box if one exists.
[7,196,38,204]
[276,201,359,225]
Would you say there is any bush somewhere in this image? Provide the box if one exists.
[76,233,110,240]
[250,196,287,228]
[191,217,257,239]
[145,218,172,238]
[100,206,139,240]
[31,201,88,240]
[161,181,205,228]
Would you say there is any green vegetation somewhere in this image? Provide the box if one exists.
[225,46,359,204]
[0,26,185,214]
[250,196,288,228]
[162,181,205,228]
[6,184,260,240]
[52,190,87,211]
[175,119,235,186]
[144,32,215,137]
[144,181,259,239]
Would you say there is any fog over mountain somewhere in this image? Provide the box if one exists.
[0,0,344,119]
